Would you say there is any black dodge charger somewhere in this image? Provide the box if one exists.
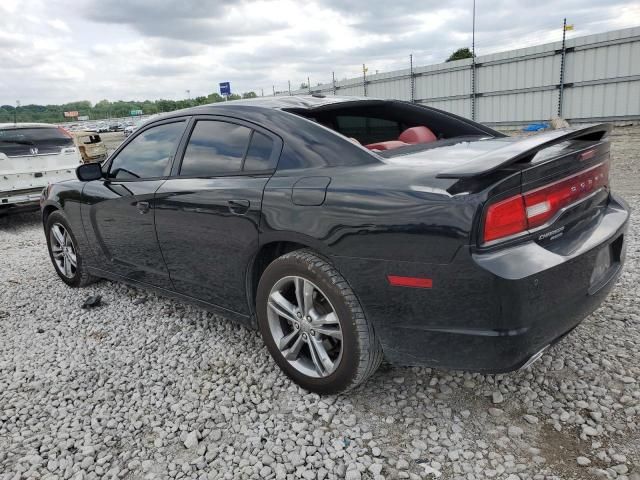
[40,96,629,394]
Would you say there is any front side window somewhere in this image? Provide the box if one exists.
[108,121,185,179]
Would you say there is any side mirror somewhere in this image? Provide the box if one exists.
[76,162,103,181]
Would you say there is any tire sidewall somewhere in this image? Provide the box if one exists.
[256,252,361,394]
[46,211,83,287]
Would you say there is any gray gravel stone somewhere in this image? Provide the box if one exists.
[183,431,199,449]
[1,125,639,480]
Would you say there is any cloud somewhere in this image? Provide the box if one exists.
[1,0,639,105]
[47,19,71,33]
[82,0,287,44]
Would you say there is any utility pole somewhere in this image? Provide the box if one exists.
[332,71,337,95]
[261,88,264,97]
[410,54,415,103]
[558,18,569,118]
[307,76,311,94]
[288,80,291,96]
[272,85,275,96]
[471,0,476,120]
[362,64,367,96]
[14,100,20,124]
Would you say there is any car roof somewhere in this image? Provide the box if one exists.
[0,122,59,129]
[169,95,385,117]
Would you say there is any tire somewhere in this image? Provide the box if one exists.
[256,249,383,394]
[45,211,97,288]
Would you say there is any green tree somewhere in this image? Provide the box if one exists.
[206,93,225,103]
[446,47,474,62]
[242,91,257,99]
[227,94,242,101]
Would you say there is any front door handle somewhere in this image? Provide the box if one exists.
[137,201,150,214]
[228,199,250,215]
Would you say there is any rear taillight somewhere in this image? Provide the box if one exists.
[483,162,609,243]
[483,195,527,242]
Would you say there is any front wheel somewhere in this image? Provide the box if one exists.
[256,249,383,394]
[45,211,97,287]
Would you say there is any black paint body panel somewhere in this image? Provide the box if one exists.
[40,97,630,372]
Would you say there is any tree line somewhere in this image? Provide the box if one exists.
[0,92,258,124]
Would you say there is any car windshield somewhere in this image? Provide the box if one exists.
[0,127,74,157]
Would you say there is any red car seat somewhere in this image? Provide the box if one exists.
[398,126,437,144]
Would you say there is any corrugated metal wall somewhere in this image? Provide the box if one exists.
[273,27,640,125]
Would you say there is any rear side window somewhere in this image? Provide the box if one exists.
[335,116,402,144]
[181,121,250,176]
[244,131,275,171]
[0,127,74,157]
[180,120,275,176]
[109,121,185,179]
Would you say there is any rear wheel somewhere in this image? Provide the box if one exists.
[256,249,382,394]
[45,211,97,287]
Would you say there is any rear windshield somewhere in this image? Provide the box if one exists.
[80,134,102,144]
[0,127,74,156]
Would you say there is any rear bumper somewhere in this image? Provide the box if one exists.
[0,189,43,215]
[333,194,629,372]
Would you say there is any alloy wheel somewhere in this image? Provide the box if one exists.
[50,223,77,279]
[266,276,343,378]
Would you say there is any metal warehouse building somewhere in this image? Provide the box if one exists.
[277,26,640,126]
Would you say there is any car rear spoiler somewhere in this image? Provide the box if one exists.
[436,123,612,179]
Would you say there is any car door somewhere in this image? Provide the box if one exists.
[81,118,188,289]
[154,116,282,314]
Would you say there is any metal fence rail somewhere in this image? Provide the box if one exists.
[272,26,640,126]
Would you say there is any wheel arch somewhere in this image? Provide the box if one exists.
[246,235,332,321]
[41,203,60,226]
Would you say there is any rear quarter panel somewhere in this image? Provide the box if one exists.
[261,164,479,264]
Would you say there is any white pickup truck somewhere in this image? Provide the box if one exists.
[0,123,83,215]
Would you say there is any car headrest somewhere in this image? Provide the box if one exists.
[398,126,437,144]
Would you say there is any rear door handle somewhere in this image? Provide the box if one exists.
[137,201,150,214]
[228,199,250,215]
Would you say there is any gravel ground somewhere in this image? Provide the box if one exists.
[0,127,638,480]
[99,132,125,156]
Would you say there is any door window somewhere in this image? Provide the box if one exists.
[180,121,251,176]
[108,121,185,179]
[179,120,276,176]
[243,131,275,171]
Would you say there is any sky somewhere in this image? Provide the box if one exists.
[1,0,639,106]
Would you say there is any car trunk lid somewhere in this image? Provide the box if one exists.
[434,123,611,179]
[381,124,612,248]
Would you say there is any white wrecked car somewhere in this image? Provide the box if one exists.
[0,123,82,215]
